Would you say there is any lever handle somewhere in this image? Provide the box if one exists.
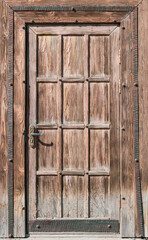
[30,133,43,136]
[29,125,43,148]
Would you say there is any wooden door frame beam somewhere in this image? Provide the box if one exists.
[8,6,14,239]
[132,8,144,238]
[3,0,145,9]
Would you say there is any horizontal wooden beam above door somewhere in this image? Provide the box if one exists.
[31,25,117,35]
[14,11,129,24]
[5,0,141,9]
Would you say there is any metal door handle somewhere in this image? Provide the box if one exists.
[30,133,43,136]
[29,125,43,148]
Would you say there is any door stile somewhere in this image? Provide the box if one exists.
[60,34,64,218]
[28,28,37,220]
[57,35,62,218]
[110,27,120,220]
[84,35,89,218]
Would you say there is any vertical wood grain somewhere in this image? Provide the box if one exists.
[90,130,110,171]
[28,28,37,221]
[84,35,89,218]
[63,83,84,124]
[8,7,14,237]
[38,83,58,124]
[37,176,60,218]
[37,130,58,171]
[121,14,135,237]
[57,35,62,218]
[89,83,110,124]
[90,36,110,78]
[38,36,60,78]
[63,36,85,78]
[63,130,85,170]
[14,13,25,237]
[89,176,109,218]
[0,0,9,237]
[63,176,85,218]
[88,33,112,220]
[110,27,120,220]
[138,0,148,236]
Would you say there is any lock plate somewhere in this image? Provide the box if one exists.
[29,125,35,148]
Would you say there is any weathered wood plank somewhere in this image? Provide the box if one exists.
[8,7,14,238]
[90,130,110,171]
[38,83,58,124]
[62,170,85,176]
[89,83,110,123]
[38,35,60,78]
[14,11,129,24]
[63,83,84,123]
[63,176,85,218]
[120,14,135,237]
[138,0,148,237]
[37,130,58,171]
[132,9,144,238]
[110,26,120,220]
[37,176,60,218]
[88,77,110,82]
[63,130,85,170]
[13,12,25,237]
[28,28,37,222]
[32,25,117,36]
[5,0,140,8]
[0,0,9,237]
[84,36,89,218]
[90,36,110,77]
[89,176,109,218]
[63,36,86,78]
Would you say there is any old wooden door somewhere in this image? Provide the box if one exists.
[28,24,120,233]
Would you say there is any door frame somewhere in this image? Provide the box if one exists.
[7,4,143,238]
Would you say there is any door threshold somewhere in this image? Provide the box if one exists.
[29,232,121,239]
[22,233,137,240]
